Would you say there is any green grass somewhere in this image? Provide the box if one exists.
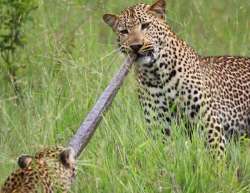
[0,0,250,192]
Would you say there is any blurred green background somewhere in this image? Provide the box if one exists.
[0,0,250,192]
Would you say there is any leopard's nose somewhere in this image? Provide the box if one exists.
[130,43,143,52]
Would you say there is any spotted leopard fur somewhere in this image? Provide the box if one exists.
[0,146,76,193]
[103,0,250,156]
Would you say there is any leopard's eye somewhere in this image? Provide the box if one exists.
[119,29,128,35]
[141,22,150,30]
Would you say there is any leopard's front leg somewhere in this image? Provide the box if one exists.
[138,87,172,137]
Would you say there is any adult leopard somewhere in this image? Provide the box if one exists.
[103,0,250,156]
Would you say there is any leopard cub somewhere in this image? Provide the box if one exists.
[1,146,76,193]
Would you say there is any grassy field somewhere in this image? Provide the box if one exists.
[0,0,250,192]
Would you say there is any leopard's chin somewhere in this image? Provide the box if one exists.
[134,52,155,66]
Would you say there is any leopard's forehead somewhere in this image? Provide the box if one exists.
[118,3,150,28]
[35,146,63,159]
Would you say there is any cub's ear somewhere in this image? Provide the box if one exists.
[18,155,33,169]
[103,14,118,30]
[59,147,75,168]
[149,0,166,19]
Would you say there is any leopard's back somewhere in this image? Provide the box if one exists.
[200,56,250,138]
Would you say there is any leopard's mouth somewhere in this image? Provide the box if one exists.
[120,46,155,64]
[134,50,155,65]
[136,51,154,59]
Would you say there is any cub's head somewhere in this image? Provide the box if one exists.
[1,146,76,193]
[18,146,76,173]
[103,0,167,64]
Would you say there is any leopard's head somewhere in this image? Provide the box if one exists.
[31,146,76,183]
[103,0,167,65]
[1,146,76,193]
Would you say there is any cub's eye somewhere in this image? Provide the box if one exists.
[119,29,128,34]
[141,22,150,30]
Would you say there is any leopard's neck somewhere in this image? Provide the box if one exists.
[134,28,201,96]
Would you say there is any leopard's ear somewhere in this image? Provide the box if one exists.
[18,155,33,169]
[149,0,166,19]
[103,14,118,30]
[59,147,75,168]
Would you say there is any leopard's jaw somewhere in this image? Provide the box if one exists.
[136,55,155,65]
